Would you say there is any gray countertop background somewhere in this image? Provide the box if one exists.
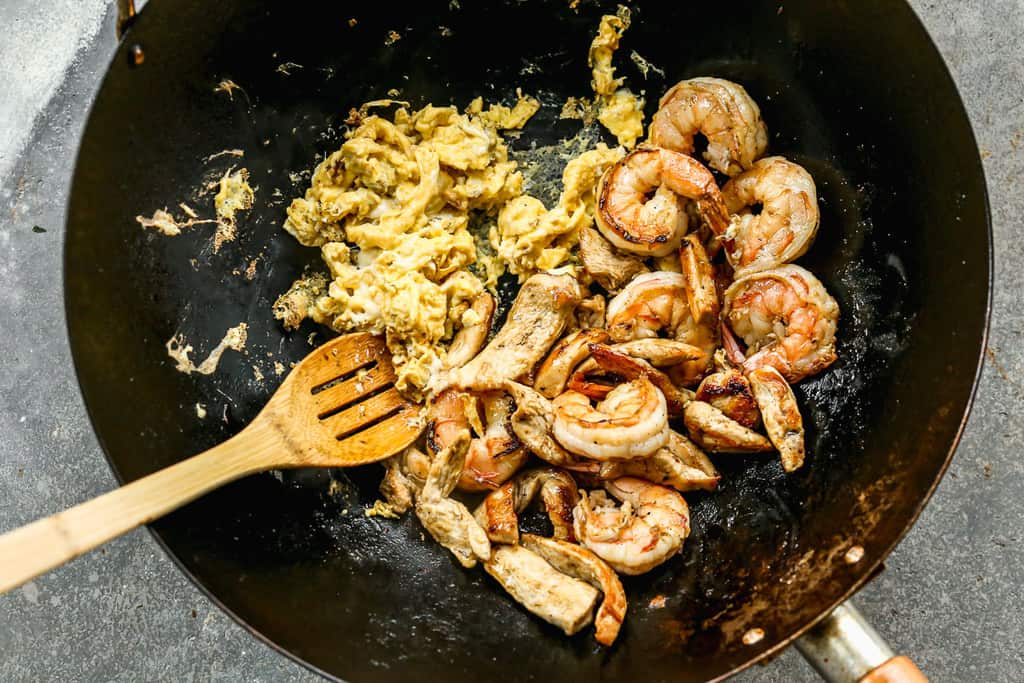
[1,1,1022,681]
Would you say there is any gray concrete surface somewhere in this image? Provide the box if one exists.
[0,1,1021,681]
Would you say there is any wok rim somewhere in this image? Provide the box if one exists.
[60,2,994,681]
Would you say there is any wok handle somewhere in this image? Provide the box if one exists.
[116,0,137,38]
[0,424,279,595]
[796,602,928,683]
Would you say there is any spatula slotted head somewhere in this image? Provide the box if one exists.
[268,333,423,467]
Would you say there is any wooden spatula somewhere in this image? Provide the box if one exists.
[0,332,422,594]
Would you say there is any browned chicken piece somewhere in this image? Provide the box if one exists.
[502,381,578,467]
[748,366,806,472]
[535,329,610,399]
[696,367,761,430]
[599,430,719,492]
[449,273,581,391]
[475,468,580,545]
[415,431,492,568]
[521,533,627,647]
[679,233,720,326]
[578,225,649,293]
[483,545,600,636]
[444,292,496,369]
[587,343,694,415]
[683,400,774,453]
[474,481,518,545]
[609,338,706,367]
[379,445,432,514]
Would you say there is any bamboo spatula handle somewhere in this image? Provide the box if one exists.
[0,423,280,594]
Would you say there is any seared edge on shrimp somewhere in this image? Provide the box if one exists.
[574,477,690,575]
[721,156,819,277]
[595,146,730,257]
[683,400,774,453]
[459,392,529,491]
[521,533,627,647]
[587,343,694,415]
[552,378,670,461]
[649,77,768,176]
[748,366,805,472]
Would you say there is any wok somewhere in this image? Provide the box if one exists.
[64,0,990,680]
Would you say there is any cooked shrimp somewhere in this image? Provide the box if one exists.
[748,366,805,472]
[606,270,717,385]
[649,77,768,177]
[460,393,529,491]
[595,147,730,256]
[721,156,819,277]
[683,400,773,453]
[552,378,669,461]
[425,388,472,458]
[535,329,610,399]
[521,533,627,647]
[723,264,839,382]
[605,271,690,342]
[425,389,529,492]
[573,477,690,575]
[586,343,694,415]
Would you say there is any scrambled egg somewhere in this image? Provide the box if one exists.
[277,97,538,397]
[491,144,623,279]
[589,7,645,149]
[276,11,643,399]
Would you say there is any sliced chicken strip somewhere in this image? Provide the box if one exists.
[484,545,599,636]
[598,430,719,492]
[748,366,806,472]
[521,533,627,647]
[449,273,581,391]
[415,431,492,568]
[535,329,610,399]
[683,400,774,453]
[503,381,578,467]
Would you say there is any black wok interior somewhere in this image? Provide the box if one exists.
[65,1,990,681]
